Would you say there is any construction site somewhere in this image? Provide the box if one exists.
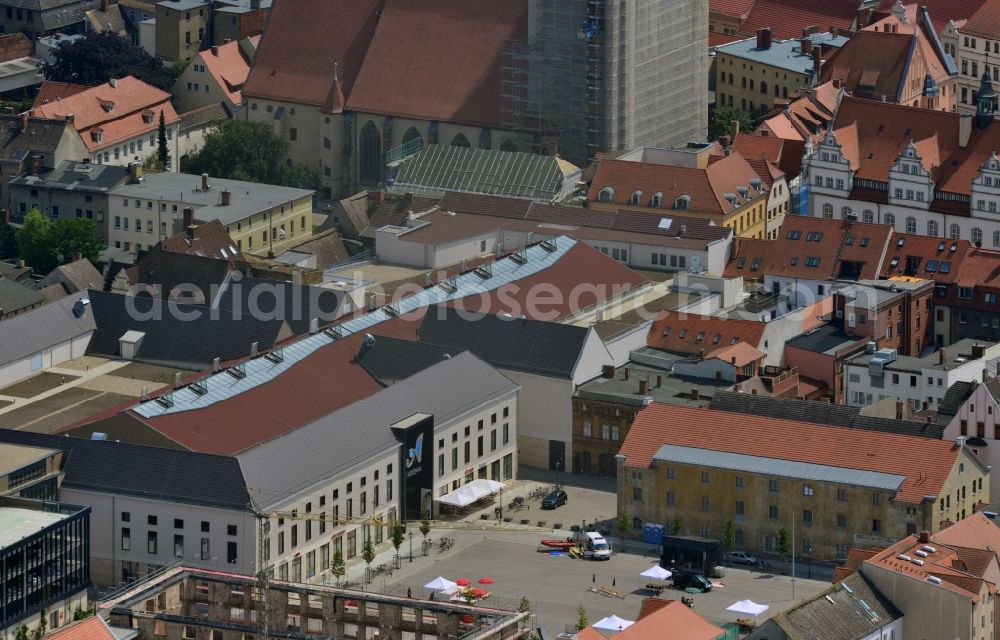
[99,566,531,640]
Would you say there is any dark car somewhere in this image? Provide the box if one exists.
[672,570,712,592]
[541,489,568,509]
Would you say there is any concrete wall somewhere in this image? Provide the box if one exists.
[0,332,92,388]
[90,125,180,171]
[944,383,1000,503]
[173,54,235,113]
[155,2,209,61]
[10,185,113,240]
[505,371,573,470]
[58,487,257,587]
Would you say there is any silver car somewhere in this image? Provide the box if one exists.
[727,550,758,565]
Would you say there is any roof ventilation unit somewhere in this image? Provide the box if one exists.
[438,278,457,293]
[324,326,343,341]
[927,576,942,585]
[156,390,174,408]
[510,249,528,265]
[189,379,208,396]
[265,348,284,364]
[914,549,929,558]
[922,545,937,553]
[910,558,925,566]
[540,238,557,252]
[474,262,493,279]
[897,554,912,561]
[227,363,247,380]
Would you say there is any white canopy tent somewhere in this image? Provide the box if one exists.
[592,615,634,631]
[466,478,504,495]
[436,486,478,507]
[639,565,672,580]
[423,576,457,591]
[725,600,769,617]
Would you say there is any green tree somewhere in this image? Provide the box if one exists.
[185,120,320,189]
[390,523,406,566]
[361,538,376,583]
[615,511,629,553]
[157,110,170,170]
[0,222,17,259]
[170,58,190,77]
[419,517,431,540]
[16,209,52,272]
[575,605,588,632]
[518,596,531,613]
[31,610,46,640]
[16,210,104,273]
[723,520,735,555]
[777,528,790,574]
[330,550,346,585]
[15,625,27,640]
[708,105,758,141]
[671,518,682,535]
[45,32,174,90]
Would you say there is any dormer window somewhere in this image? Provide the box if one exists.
[650,192,663,207]
[99,99,114,113]
[142,110,155,124]
[629,190,643,205]
[91,128,104,143]
[674,194,691,210]
[678,329,688,339]
[598,187,614,202]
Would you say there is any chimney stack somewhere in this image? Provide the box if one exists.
[939,348,947,364]
[221,189,231,206]
[812,47,822,75]
[730,119,740,142]
[211,45,219,56]
[183,207,194,231]
[65,112,74,126]
[128,161,143,183]
[109,78,117,88]
[368,190,385,206]
[624,367,630,381]
[656,374,662,388]
[639,379,649,394]
[201,173,210,191]
[19,111,28,131]
[800,37,813,56]
[895,398,904,420]
[756,27,772,50]
[691,388,700,401]
[602,364,614,378]
[101,0,108,12]
[919,530,930,543]
[29,154,41,176]
[830,26,839,38]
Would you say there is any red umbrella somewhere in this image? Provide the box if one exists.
[478,577,495,584]
[455,578,471,586]
[472,588,488,597]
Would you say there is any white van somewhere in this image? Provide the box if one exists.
[578,531,611,560]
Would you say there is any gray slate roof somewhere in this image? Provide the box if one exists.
[389,144,572,200]
[0,289,94,367]
[418,306,591,379]
[86,289,288,368]
[0,0,90,30]
[754,572,901,640]
[11,160,130,192]
[0,276,45,314]
[0,429,251,511]
[355,334,458,384]
[237,351,517,510]
[709,390,945,438]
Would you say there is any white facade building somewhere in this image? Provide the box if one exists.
[844,339,1000,409]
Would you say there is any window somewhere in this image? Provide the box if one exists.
[174,535,184,557]
[201,521,210,533]
[768,505,779,519]
[906,217,916,234]
[837,488,847,501]
[148,515,158,526]
[700,496,710,512]
[950,223,962,239]
[973,227,984,245]
[802,483,813,496]
[666,491,676,505]
[735,475,744,488]
[822,203,833,218]
[769,479,779,492]
[227,542,237,564]
[148,531,158,554]
[872,519,882,533]
[121,527,131,551]
[735,500,745,515]
[873,493,882,506]
[837,514,847,528]
[701,471,710,483]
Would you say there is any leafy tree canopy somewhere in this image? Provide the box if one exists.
[708,105,758,141]
[185,120,320,190]
[45,32,175,91]
[16,209,105,273]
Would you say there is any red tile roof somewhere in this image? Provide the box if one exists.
[879,0,990,33]
[345,0,527,127]
[33,76,179,152]
[244,0,381,108]
[866,533,994,599]
[709,31,745,47]
[0,33,31,63]
[739,0,861,38]
[760,81,839,142]
[46,617,117,640]
[725,216,891,280]
[822,31,917,101]
[620,402,964,503]
[731,133,785,164]
[577,600,723,640]
[588,152,766,214]
[706,341,765,367]
[879,233,971,282]
[158,219,245,262]
[962,0,1000,37]
[134,317,418,454]
[710,0,755,19]
[198,39,253,107]
[32,81,90,109]
[648,311,767,354]
[450,242,648,321]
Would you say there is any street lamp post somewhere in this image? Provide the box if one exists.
[556,458,563,487]
[408,531,413,563]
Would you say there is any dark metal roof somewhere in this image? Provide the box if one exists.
[938,380,977,418]
[215,276,344,336]
[709,390,946,438]
[0,429,252,511]
[85,289,287,368]
[417,306,590,379]
[133,248,237,304]
[11,160,130,192]
[0,290,94,367]
[0,276,44,313]
[355,335,458,384]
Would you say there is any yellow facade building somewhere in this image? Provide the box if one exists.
[587,146,773,239]
[618,403,990,563]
